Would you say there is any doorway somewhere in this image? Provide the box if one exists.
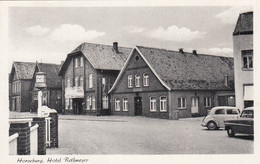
[191,97,199,114]
[134,97,142,116]
[73,98,83,114]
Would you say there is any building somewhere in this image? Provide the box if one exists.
[233,11,253,109]
[9,62,36,112]
[109,46,235,119]
[30,62,62,113]
[59,42,132,115]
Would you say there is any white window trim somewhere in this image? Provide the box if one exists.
[135,74,140,87]
[123,98,128,111]
[115,98,120,111]
[75,58,78,68]
[160,96,167,112]
[205,97,212,107]
[143,73,149,86]
[92,95,96,110]
[75,76,78,87]
[102,96,108,109]
[89,74,93,88]
[150,97,156,112]
[128,75,133,88]
[178,97,187,109]
[242,50,253,70]
[80,56,84,67]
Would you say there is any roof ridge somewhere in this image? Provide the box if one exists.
[136,45,233,59]
[81,42,131,49]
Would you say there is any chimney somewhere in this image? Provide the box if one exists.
[179,48,184,54]
[113,42,119,53]
[192,50,197,55]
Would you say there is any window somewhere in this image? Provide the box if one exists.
[226,109,239,115]
[143,73,149,86]
[115,98,120,111]
[80,56,84,66]
[75,57,78,68]
[204,97,212,107]
[66,77,70,88]
[92,95,96,110]
[178,97,186,109]
[65,98,69,109]
[87,96,92,110]
[75,76,78,87]
[160,97,167,112]
[242,50,253,69]
[150,97,156,112]
[89,74,93,88]
[241,110,254,118]
[69,99,73,109]
[102,78,106,85]
[135,74,140,87]
[123,98,128,111]
[215,109,225,115]
[80,76,83,87]
[102,96,109,109]
[128,75,133,88]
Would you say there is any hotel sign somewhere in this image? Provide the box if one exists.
[65,87,84,98]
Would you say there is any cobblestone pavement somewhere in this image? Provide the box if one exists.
[47,115,253,154]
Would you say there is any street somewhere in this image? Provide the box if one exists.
[47,115,253,154]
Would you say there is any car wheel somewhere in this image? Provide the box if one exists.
[207,121,217,130]
[227,128,235,137]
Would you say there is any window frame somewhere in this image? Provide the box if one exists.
[80,56,84,67]
[88,74,93,88]
[102,96,109,109]
[123,98,128,111]
[135,74,140,87]
[128,75,133,88]
[150,97,157,112]
[241,50,253,70]
[160,96,167,112]
[75,57,78,68]
[178,97,187,109]
[143,73,149,86]
[92,95,96,110]
[115,98,120,111]
[204,97,212,107]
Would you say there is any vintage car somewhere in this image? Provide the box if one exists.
[224,107,254,137]
[201,106,240,130]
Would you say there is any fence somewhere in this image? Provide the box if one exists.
[30,124,39,155]
[9,133,19,155]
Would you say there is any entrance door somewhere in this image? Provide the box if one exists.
[134,97,142,116]
[73,98,83,114]
[191,97,199,114]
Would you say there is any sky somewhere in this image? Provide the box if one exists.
[8,6,253,69]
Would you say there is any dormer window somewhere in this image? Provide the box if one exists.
[143,73,149,86]
[135,74,140,87]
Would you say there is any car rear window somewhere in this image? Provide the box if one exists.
[215,109,225,114]
[241,110,254,118]
[226,109,239,115]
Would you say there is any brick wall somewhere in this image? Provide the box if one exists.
[9,122,30,155]
[49,113,58,148]
[32,117,46,155]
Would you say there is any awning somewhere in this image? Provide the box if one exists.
[244,85,254,101]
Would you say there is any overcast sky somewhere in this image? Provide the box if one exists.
[8,6,252,69]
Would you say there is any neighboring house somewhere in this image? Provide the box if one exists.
[233,11,253,109]
[59,42,132,115]
[30,62,62,113]
[109,46,235,119]
[9,62,36,112]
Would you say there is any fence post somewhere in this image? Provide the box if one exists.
[32,117,46,155]
[49,112,58,148]
[9,122,30,155]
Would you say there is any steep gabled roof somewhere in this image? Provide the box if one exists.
[233,11,253,35]
[109,46,234,92]
[59,42,132,75]
[11,62,36,80]
[36,63,62,88]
